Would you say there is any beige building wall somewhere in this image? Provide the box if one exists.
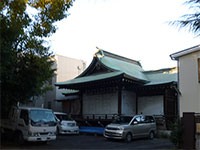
[43,54,86,111]
[55,54,86,82]
[179,51,200,116]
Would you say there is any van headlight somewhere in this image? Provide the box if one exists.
[28,131,40,136]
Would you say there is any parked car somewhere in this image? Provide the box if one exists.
[104,115,157,142]
[54,112,79,135]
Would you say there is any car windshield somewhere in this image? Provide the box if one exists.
[112,116,132,124]
[55,114,72,121]
[30,109,56,126]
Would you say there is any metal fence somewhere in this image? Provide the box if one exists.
[71,114,176,130]
[71,114,117,120]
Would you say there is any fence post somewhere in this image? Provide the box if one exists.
[183,112,196,149]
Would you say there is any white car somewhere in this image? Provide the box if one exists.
[54,112,79,135]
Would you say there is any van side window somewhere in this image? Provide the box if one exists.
[132,116,141,124]
[140,116,145,123]
[145,116,155,123]
[20,110,29,125]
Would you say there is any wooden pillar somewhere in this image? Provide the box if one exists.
[118,87,122,115]
[80,92,83,116]
[136,94,138,115]
[183,112,196,149]
[164,88,178,129]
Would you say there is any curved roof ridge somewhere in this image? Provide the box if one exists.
[96,53,149,83]
[95,48,142,67]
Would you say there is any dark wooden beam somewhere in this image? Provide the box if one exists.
[118,86,122,115]
[80,92,83,116]
[136,94,138,115]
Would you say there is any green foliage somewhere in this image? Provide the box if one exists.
[0,0,74,117]
[169,119,183,148]
[170,0,200,36]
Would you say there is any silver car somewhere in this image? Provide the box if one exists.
[54,112,79,135]
[104,115,157,142]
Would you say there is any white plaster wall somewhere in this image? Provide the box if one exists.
[138,96,164,115]
[54,55,86,111]
[179,51,200,116]
[56,54,86,82]
[122,90,136,115]
[83,92,118,115]
[34,54,86,111]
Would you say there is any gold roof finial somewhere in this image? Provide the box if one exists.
[94,47,104,58]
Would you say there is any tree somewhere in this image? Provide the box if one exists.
[0,0,74,117]
[171,0,200,36]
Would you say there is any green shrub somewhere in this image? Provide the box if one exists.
[169,119,183,148]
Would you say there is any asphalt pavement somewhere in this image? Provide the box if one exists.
[1,134,175,149]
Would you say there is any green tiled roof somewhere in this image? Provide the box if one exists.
[99,56,148,82]
[55,49,177,88]
[56,71,123,86]
[144,70,177,86]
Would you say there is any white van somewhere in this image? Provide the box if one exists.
[1,107,57,144]
[54,112,79,135]
[104,115,157,142]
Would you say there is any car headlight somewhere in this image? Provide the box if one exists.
[118,127,124,130]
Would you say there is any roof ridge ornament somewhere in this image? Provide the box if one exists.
[94,47,104,58]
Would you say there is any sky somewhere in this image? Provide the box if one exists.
[49,0,200,70]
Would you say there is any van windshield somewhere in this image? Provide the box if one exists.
[30,109,56,126]
[112,116,132,124]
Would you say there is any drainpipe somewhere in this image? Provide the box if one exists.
[177,60,180,118]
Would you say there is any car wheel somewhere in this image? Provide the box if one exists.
[149,131,154,140]
[125,132,132,142]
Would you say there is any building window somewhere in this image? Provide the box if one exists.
[198,58,200,83]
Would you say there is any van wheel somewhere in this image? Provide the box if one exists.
[149,131,154,140]
[125,133,132,142]
[15,131,24,145]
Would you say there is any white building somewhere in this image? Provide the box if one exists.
[170,45,200,117]
[30,54,86,111]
